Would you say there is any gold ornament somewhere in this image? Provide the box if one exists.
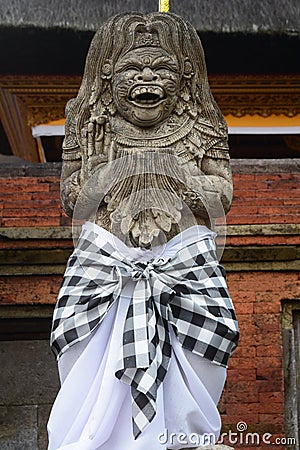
[159,0,170,12]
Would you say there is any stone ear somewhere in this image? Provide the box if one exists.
[183,58,194,78]
[101,60,113,79]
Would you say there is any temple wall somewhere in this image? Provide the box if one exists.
[0,159,299,449]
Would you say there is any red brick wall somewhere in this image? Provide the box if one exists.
[222,272,299,449]
[0,171,300,227]
[0,176,64,227]
[0,166,299,449]
[229,172,300,225]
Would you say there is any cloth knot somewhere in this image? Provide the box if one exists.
[130,262,151,280]
[130,257,169,280]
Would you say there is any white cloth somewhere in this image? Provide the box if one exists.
[47,225,226,450]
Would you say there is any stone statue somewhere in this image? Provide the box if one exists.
[48,12,238,450]
[60,12,232,247]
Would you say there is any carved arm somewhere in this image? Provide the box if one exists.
[60,115,113,218]
[200,155,233,214]
[60,153,82,218]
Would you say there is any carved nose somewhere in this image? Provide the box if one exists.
[135,67,158,82]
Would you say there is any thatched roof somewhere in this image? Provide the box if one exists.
[0,0,299,75]
[0,0,299,34]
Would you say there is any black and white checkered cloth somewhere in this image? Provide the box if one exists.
[51,225,239,439]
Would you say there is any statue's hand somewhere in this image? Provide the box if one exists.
[80,115,114,184]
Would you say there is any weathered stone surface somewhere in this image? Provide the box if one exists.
[0,159,299,178]
[0,405,38,450]
[0,154,25,165]
[0,341,58,448]
[0,340,59,405]
[230,158,300,174]
[38,404,52,450]
[61,12,233,248]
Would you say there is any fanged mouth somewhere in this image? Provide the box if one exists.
[129,85,165,107]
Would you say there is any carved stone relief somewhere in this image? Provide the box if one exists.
[60,12,233,247]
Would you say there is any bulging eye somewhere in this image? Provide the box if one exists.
[124,65,140,72]
[115,65,139,74]
[156,66,170,71]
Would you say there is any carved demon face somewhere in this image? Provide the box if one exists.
[112,46,181,127]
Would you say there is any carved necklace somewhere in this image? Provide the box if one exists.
[110,112,197,148]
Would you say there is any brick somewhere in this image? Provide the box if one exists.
[258,414,284,427]
[234,403,262,415]
[1,217,61,227]
[0,240,73,250]
[258,401,284,414]
[256,189,300,199]
[256,368,283,381]
[256,290,300,305]
[237,322,257,337]
[256,379,283,392]
[3,199,60,209]
[265,179,300,190]
[226,215,271,225]
[227,206,259,215]
[256,344,282,357]
[60,215,73,226]
[37,176,59,183]
[226,236,300,247]
[228,357,257,369]
[233,180,268,190]
[255,173,300,181]
[0,192,33,201]
[254,314,280,333]
[0,276,60,305]
[226,288,256,304]
[232,197,283,206]
[3,208,60,218]
[230,214,300,224]
[221,413,259,426]
[258,206,300,215]
[225,380,258,392]
[236,336,257,349]
[283,198,300,205]
[233,174,256,181]
[229,273,297,292]
[222,389,259,404]
[230,196,256,204]
[232,313,254,325]
[0,183,50,193]
[255,357,282,369]
[232,189,259,199]
[0,177,39,186]
[254,301,281,314]
[235,302,254,314]
[259,392,284,403]
[32,192,59,200]
[227,369,257,381]
[49,183,60,191]
[233,346,256,359]
[255,333,282,347]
